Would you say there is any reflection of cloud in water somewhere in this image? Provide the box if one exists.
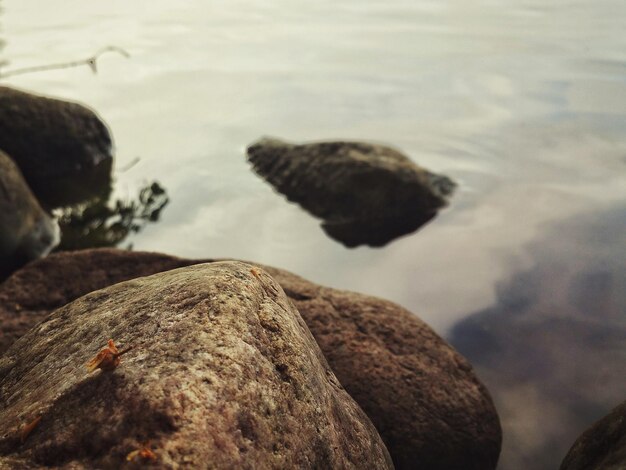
[449,205,626,470]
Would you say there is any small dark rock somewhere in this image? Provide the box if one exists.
[0,150,59,279]
[560,400,626,470]
[246,137,455,247]
[0,86,113,208]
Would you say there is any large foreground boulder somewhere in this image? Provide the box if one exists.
[0,249,501,470]
[0,150,59,279]
[0,261,393,469]
[0,86,113,207]
[560,400,626,470]
[247,138,455,247]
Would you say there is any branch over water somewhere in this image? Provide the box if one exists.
[0,46,130,79]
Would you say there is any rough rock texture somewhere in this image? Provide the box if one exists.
[0,150,59,279]
[0,86,113,207]
[560,401,626,470]
[0,261,393,469]
[267,264,501,470]
[246,137,456,247]
[0,250,202,354]
[0,249,501,470]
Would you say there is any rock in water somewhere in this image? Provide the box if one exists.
[560,400,626,470]
[0,150,59,278]
[247,137,455,247]
[0,86,113,208]
[0,262,393,469]
[0,249,501,469]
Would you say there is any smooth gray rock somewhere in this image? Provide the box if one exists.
[0,150,59,278]
[560,401,626,470]
[0,86,113,208]
[247,137,455,247]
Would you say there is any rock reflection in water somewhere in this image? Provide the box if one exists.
[449,206,626,470]
[55,181,169,251]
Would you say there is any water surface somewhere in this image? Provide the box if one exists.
[1,1,625,468]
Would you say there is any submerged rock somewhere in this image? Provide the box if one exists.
[0,86,113,208]
[0,151,59,279]
[560,400,626,470]
[0,249,501,469]
[0,261,393,469]
[247,137,455,247]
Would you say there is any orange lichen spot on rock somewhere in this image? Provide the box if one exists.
[19,416,41,443]
[126,442,158,463]
[250,267,278,294]
[86,339,133,373]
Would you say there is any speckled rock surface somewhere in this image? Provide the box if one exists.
[0,261,393,469]
[0,250,201,354]
[560,400,626,470]
[0,150,59,279]
[0,248,501,469]
[0,86,113,207]
[246,137,456,247]
[263,264,501,470]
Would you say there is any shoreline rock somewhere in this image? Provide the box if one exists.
[0,248,501,469]
[0,150,59,279]
[560,400,626,470]
[0,86,113,208]
[0,261,393,469]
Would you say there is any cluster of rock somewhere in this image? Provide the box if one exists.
[0,86,113,277]
[1,248,502,469]
[0,84,621,469]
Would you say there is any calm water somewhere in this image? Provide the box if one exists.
[1,1,625,468]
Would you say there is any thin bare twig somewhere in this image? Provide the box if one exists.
[0,46,130,79]
[117,156,141,173]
